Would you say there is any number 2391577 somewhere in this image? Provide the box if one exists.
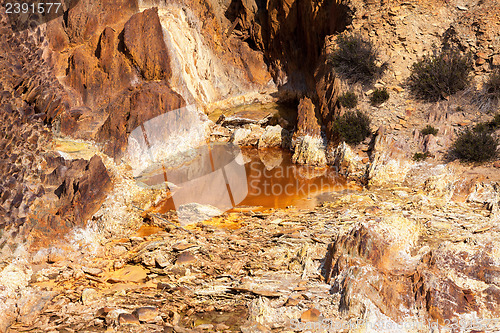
[5,2,62,14]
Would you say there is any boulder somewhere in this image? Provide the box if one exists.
[330,142,367,178]
[231,128,252,146]
[292,135,327,166]
[324,219,500,326]
[296,97,321,137]
[230,125,264,147]
[258,125,287,149]
[258,149,283,170]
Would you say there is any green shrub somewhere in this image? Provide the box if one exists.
[334,110,371,145]
[451,129,498,162]
[370,88,389,106]
[329,33,388,84]
[413,152,431,161]
[338,91,358,109]
[493,113,500,127]
[473,114,500,133]
[407,48,473,102]
[473,122,491,133]
[484,70,500,104]
[420,125,438,136]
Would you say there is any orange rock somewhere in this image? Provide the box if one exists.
[106,265,148,283]
[476,52,488,59]
[123,8,171,81]
[300,308,321,322]
[493,55,500,67]
[296,97,321,137]
[118,313,140,325]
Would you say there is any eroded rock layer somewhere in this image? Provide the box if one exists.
[0,14,112,253]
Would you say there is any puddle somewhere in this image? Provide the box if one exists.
[187,307,248,331]
[235,148,352,210]
[152,148,356,214]
[51,138,100,160]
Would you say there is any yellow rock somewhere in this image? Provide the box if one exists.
[106,265,148,283]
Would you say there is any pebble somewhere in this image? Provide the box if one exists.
[82,267,103,277]
[81,288,98,306]
[176,251,196,265]
[117,313,140,325]
[196,324,214,330]
[133,306,159,323]
[300,308,321,322]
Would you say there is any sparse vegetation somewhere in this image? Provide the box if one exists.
[338,91,358,109]
[483,69,500,105]
[472,113,500,133]
[370,88,389,106]
[420,125,438,136]
[413,152,431,161]
[407,48,473,102]
[329,33,388,84]
[493,113,500,127]
[334,110,372,145]
[451,129,498,162]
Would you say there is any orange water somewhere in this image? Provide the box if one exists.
[154,148,353,213]
[235,148,351,209]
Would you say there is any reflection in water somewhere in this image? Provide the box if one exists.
[237,148,351,210]
[155,148,355,213]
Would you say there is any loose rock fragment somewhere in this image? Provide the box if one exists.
[132,306,159,323]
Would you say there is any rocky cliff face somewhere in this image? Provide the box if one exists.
[46,0,189,160]
[0,22,115,313]
[138,0,275,109]
[233,0,350,90]
[227,0,348,148]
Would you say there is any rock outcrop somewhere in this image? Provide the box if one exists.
[324,219,500,326]
[0,12,112,245]
[330,141,367,179]
[123,8,171,81]
[96,81,186,159]
[292,97,327,165]
[258,125,288,149]
[147,0,275,108]
[238,0,351,91]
